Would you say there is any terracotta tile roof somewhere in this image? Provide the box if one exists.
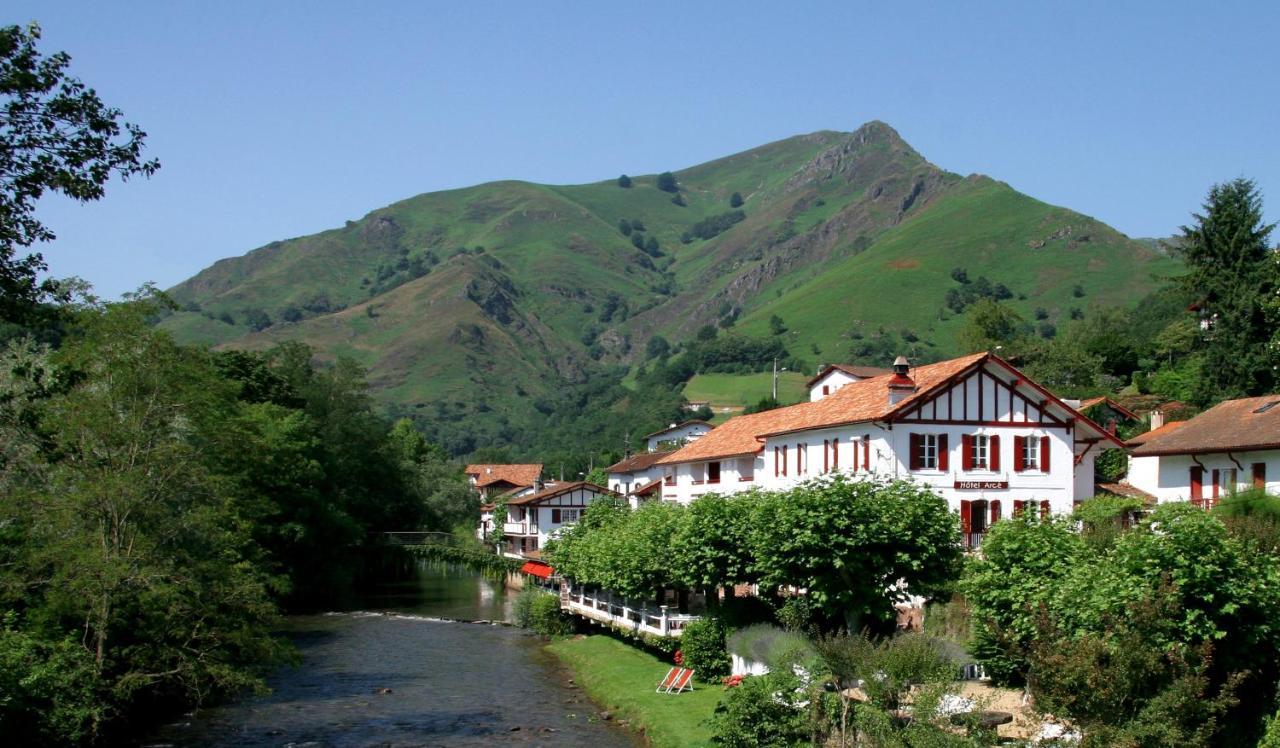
[1130,395,1280,456]
[1095,482,1157,505]
[662,354,988,464]
[660,352,1121,465]
[644,420,712,440]
[606,449,677,473]
[465,463,543,488]
[805,363,893,388]
[656,406,810,465]
[1125,421,1187,447]
[506,481,618,506]
[634,478,663,496]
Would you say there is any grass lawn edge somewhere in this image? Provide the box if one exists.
[545,634,724,748]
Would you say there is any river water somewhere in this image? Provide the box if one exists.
[147,563,638,747]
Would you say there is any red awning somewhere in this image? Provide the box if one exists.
[520,560,553,579]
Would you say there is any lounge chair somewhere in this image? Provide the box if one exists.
[656,666,680,693]
[667,668,694,694]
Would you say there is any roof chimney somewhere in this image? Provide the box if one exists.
[1149,409,1164,432]
[887,356,916,406]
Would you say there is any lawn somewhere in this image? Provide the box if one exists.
[683,371,809,409]
[546,635,724,748]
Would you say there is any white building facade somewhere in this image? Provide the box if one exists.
[645,420,712,452]
[807,364,891,402]
[659,353,1121,548]
[500,482,618,559]
[1127,395,1280,505]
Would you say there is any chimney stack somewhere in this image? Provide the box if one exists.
[1149,409,1165,432]
[887,356,916,406]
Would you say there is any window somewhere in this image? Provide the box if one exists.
[551,508,581,524]
[862,435,871,472]
[830,438,839,471]
[797,443,808,475]
[664,470,675,487]
[822,385,831,395]
[973,435,988,469]
[909,433,948,471]
[1215,467,1237,500]
[1014,435,1049,472]
[707,461,721,484]
[1255,463,1267,489]
[739,457,754,482]
[782,445,788,476]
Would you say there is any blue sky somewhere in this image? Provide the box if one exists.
[10,1,1279,298]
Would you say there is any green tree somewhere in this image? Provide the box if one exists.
[768,314,786,335]
[1179,178,1276,404]
[645,334,670,359]
[751,476,961,630]
[956,298,1028,354]
[656,171,679,193]
[672,493,758,598]
[0,24,159,323]
[617,174,632,188]
[729,191,744,208]
[618,218,632,235]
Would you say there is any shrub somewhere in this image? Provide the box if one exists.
[711,669,808,747]
[528,593,574,636]
[656,171,678,193]
[617,174,632,188]
[729,191,744,208]
[688,210,746,240]
[680,618,730,680]
[775,596,815,634]
[512,586,541,628]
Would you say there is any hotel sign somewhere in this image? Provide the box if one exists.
[954,480,1009,490]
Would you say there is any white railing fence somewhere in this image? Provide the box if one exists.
[560,582,699,638]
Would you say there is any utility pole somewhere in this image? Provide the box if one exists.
[772,357,787,401]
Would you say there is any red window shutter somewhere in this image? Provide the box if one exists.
[823,440,829,473]
[1013,436,1025,472]
[832,438,839,470]
[1012,500,1023,517]
[1040,436,1051,472]
[863,436,870,471]
[938,434,949,471]
[960,500,972,535]
[1212,469,1220,501]
[774,447,779,477]
[1255,463,1267,489]
[990,499,1001,523]
[851,438,859,472]
[962,435,974,471]
[1040,500,1050,519]
[782,445,788,476]
[909,433,922,470]
[990,435,1001,471]
[1190,466,1203,506]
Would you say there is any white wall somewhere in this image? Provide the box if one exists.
[809,370,861,402]
[609,465,666,496]
[1128,449,1280,503]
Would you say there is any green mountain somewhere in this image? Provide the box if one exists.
[163,121,1179,453]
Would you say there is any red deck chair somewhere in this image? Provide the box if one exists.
[655,666,680,693]
[667,668,694,694]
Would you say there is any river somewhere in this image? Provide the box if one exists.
[145,562,638,747]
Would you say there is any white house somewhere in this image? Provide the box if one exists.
[807,364,891,402]
[645,420,712,452]
[606,449,676,506]
[1127,395,1280,505]
[499,481,619,559]
[657,353,1124,549]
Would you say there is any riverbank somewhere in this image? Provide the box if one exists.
[546,635,724,748]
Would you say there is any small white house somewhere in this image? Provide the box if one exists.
[1127,395,1280,505]
[658,353,1124,549]
[465,463,543,499]
[645,420,712,452]
[807,363,891,402]
[499,481,619,559]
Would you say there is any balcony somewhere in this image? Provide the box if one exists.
[503,521,536,536]
[560,582,700,638]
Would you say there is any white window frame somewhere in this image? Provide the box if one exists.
[974,434,989,470]
[922,434,939,470]
[1022,436,1040,471]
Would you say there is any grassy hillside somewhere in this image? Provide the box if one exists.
[683,371,809,409]
[162,121,1178,455]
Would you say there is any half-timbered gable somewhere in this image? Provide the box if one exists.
[499,482,618,558]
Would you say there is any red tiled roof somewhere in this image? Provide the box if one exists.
[805,363,893,388]
[660,352,1121,465]
[1095,482,1157,505]
[644,420,713,440]
[633,478,663,496]
[1125,420,1187,447]
[506,481,618,506]
[606,449,677,473]
[1130,395,1280,456]
[465,463,543,488]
